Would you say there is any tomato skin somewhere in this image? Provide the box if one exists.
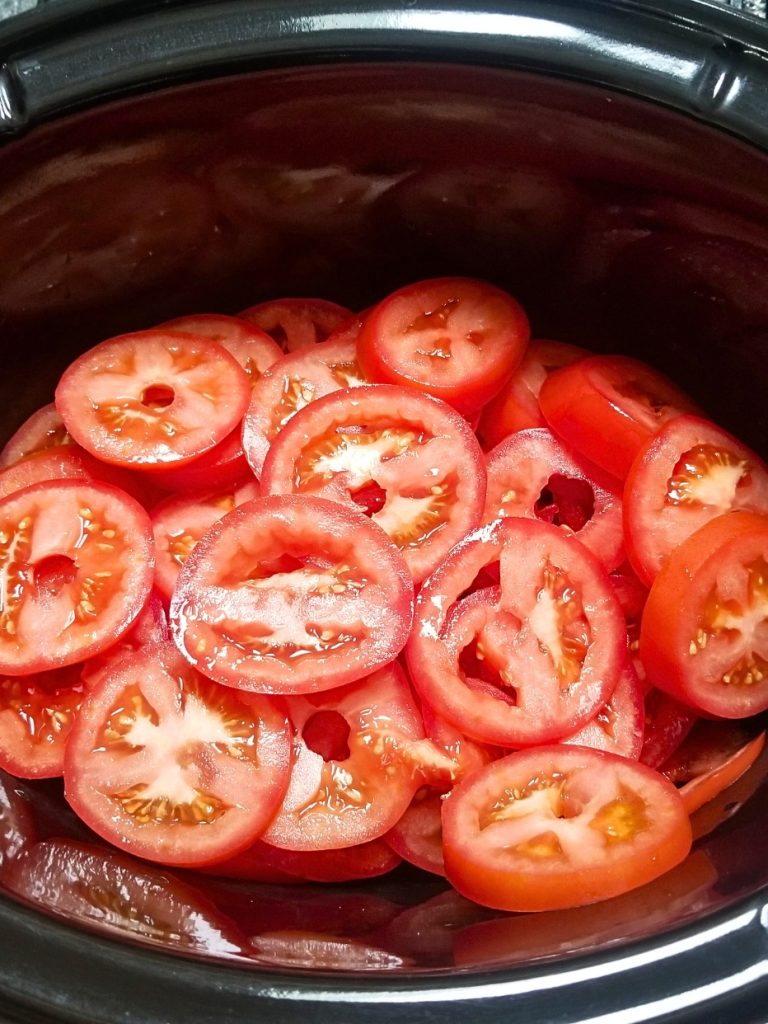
[64,644,292,867]
[55,330,251,470]
[406,517,625,747]
[357,277,530,417]
[482,427,625,573]
[539,355,699,480]
[640,510,768,719]
[624,414,768,585]
[477,339,587,448]
[441,745,692,913]
[170,494,414,695]
[0,480,154,675]
[261,384,487,584]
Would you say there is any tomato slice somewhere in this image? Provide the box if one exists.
[385,790,446,877]
[640,510,768,718]
[160,313,283,381]
[0,404,73,469]
[151,479,260,601]
[659,719,766,815]
[639,688,698,769]
[0,445,153,508]
[0,480,154,674]
[262,664,423,850]
[539,354,700,480]
[483,428,624,573]
[238,297,353,352]
[55,330,251,470]
[624,415,768,584]
[241,335,367,477]
[406,518,625,747]
[357,277,530,416]
[80,591,169,689]
[477,340,587,449]
[261,384,486,584]
[441,745,692,912]
[170,494,413,694]
[2,838,249,957]
[0,663,84,778]
[64,644,292,866]
[561,660,645,759]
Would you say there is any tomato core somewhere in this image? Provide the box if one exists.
[33,554,78,597]
[140,384,176,410]
[534,474,595,532]
[302,710,352,762]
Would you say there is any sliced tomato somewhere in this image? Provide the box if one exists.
[2,838,249,957]
[357,277,530,417]
[477,340,587,449]
[261,384,485,584]
[262,664,423,850]
[0,768,37,870]
[640,510,768,718]
[150,430,249,494]
[406,518,625,747]
[561,660,645,759]
[659,719,766,815]
[170,494,413,694]
[0,663,84,778]
[539,354,700,480]
[151,478,260,601]
[0,404,73,469]
[385,789,446,877]
[64,644,292,867]
[80,591,169,688]
[412,700,495,786]
[160,313,283,381]
[238,297,353,352]
[624,415,768,584]
[0,445,153,507]
[55,330,251,470]
[639,688,697,769]
[0,480,154,674]
[483,428,624,572]
[441,745,692,912]
[241,335,367,477]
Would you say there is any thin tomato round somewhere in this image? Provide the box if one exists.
[561,659,645,759]
[55,330,251,470]
[151,479,260,601]
[238,297,353,352]
[0,404,73,469]
[624,414,768,584]
[477,339,587,449]
[406,518,625,747]
[161,312,283,381]
[170,495,413,694]
[540,354,699,480]
[64,645,292,867]
[0,480,154,675]
[640,510,768,719]
[263,664,423,850]
[441,745,692,912]
[357,277,530,416]
[261,384,486,584]
[0,664,84,778]
[482,428,624,572]
[241,335,367,477]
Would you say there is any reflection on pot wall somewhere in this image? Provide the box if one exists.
[3,65,768,450]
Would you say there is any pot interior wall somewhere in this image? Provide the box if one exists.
[0,61,767,975]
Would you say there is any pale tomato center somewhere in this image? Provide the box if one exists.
[667,444,749,510]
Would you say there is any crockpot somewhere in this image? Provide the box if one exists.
[1,1,768,1021]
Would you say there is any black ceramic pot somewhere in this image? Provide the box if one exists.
[1,2,768,1022]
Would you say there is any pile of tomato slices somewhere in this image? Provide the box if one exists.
[0,277,766,915]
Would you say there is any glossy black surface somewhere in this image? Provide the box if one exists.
[1,2,768,1022]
